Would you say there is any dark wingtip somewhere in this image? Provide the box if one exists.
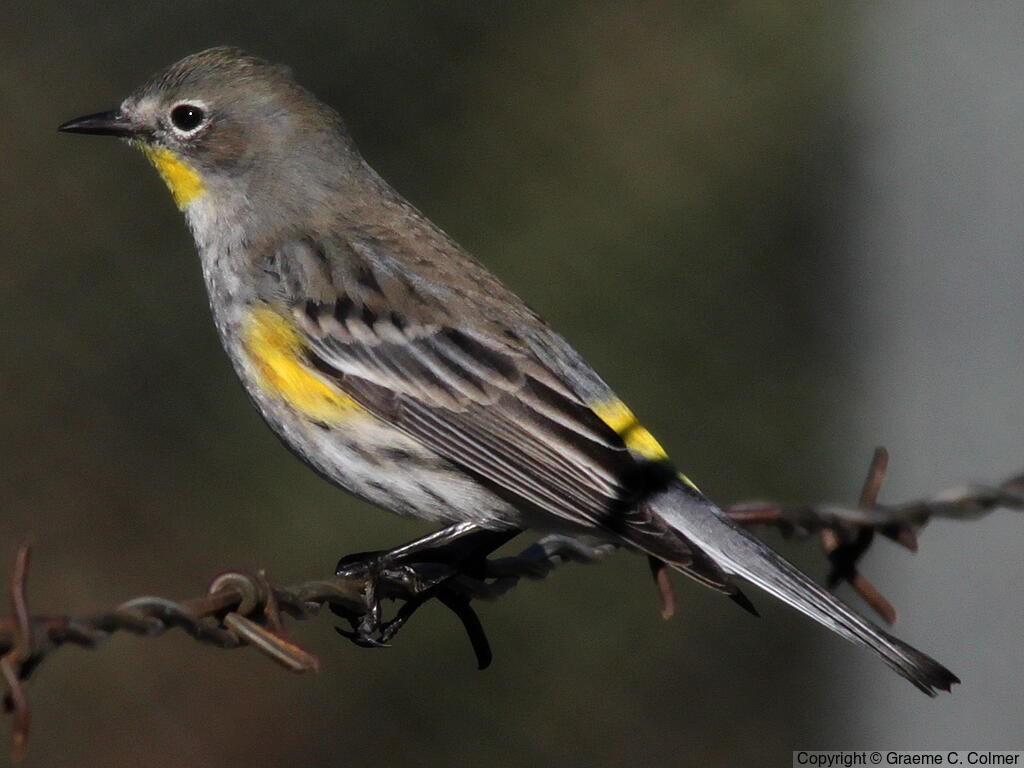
[889,636,960,696]
[913,666,960,697]
[729,588,760,617]
[918,663,960,697]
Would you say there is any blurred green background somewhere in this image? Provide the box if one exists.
[1,2,1021,766]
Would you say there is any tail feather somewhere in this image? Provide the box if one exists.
[652,484,959,696]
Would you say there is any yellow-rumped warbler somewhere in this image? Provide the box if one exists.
[59,47,956,694]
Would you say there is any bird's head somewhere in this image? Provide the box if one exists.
[59,47,356,217]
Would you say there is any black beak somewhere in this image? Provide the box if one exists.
[58,110,135,138]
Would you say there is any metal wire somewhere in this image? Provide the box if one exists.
[0,450,1020,760]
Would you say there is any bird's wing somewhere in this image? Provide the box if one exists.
[297,296,646,528]
[255,235,742,591]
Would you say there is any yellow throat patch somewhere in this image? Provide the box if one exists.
[242,307,364,424]
[137,144,205,209]
[591,398,699,491]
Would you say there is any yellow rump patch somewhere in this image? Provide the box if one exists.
[137,144,205,209]
[242,307,364,424]
[591,398,700,491]
[591,399,668,460]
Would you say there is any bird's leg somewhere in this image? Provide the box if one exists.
[333,523,521,647]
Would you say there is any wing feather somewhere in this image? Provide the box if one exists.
[267,239,725,573]
[294,291,638,528]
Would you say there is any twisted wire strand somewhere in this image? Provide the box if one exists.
[1,452,1020,760]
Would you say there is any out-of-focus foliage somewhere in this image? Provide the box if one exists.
[2,3,870,766]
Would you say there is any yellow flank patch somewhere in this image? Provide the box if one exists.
[242,307,364,424]
[591,398,700,491]
[137,143,205,208]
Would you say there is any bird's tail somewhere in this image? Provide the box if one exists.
[650,482,959,696]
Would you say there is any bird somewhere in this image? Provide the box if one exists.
[59,46,958,695]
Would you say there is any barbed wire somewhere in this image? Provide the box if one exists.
[1,448,1021,760]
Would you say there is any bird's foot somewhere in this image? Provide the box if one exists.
[332,549,456,647]
[330,526,519,666]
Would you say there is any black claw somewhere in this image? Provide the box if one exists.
[334,625,391,648]
[378,597,428,645]
[438,590,492,670]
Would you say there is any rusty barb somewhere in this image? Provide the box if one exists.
[728,449,1022,624]
[1,450,1022,761]
[0,532,617,762]
[0,560,364,761]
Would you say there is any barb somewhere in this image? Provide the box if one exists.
[1,543,31,762]
[727,450,1022,622]
[0,453,1021,760]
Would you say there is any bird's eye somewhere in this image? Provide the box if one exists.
[170,103,206,133]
